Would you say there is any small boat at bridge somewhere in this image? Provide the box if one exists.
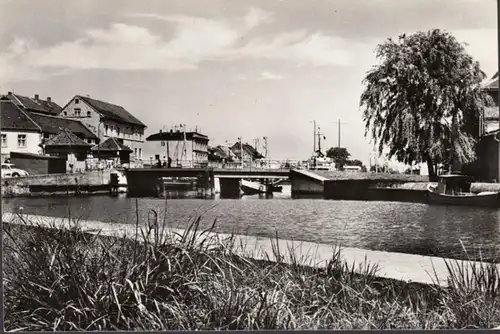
[240,179,267,195]
[427,174,499,207]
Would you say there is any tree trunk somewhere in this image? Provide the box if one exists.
[426,158,438,182]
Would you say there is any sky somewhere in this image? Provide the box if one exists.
[0,0,498,166]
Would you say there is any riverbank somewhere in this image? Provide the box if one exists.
[1,170,112,198]
[3,212,500,330]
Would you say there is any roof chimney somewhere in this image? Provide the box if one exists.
[159,129,162,133]
[47,97,51,103]
[34,94,39,101]
[7,91,12,95]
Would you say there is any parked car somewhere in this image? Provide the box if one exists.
[1,163,29,178]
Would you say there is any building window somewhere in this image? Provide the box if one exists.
[75,98,79,104]
[74,108,81,117]
[1,134,6,147]
[138,148,142,159]
[63,111,67,116]
[17,134,26,148]
[116,127,120,137]
[105,125,109,136]
[87,110,91,117]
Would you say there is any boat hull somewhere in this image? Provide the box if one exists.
[427,184,499,207]
[240,180,266,195]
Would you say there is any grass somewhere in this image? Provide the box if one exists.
[3,208,500,330]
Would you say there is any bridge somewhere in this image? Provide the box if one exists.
[124,167,294,197]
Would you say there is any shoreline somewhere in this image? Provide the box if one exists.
[3,211,500,330]
[4,211,500,287]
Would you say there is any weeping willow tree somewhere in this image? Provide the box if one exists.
[360,29,493,181]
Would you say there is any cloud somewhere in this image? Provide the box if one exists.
[244,7,273,30]
[260,71,285,80]
[0,7,362,84]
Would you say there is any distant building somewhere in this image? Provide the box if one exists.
[146,127,209,167]
[2,91,62,116]
[59,95,147,161]
[229,142,264,162]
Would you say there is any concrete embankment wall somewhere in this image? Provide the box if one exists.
[324,179,429,202]
[291,170,431,197]
[4,212,500,287]
[2,170,111,197]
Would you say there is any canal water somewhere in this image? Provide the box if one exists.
[3,185,500,262]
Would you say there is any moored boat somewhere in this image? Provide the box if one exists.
[240,179,267,195]
[427,174,499,207]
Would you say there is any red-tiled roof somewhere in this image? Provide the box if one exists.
[0,100,41,132]
[27,112,97,139]
[2,92,62,115]
[43,129,91,147]
[77,95,146,128]
[91,137,132,152]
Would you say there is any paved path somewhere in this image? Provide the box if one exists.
[3,211,500,288]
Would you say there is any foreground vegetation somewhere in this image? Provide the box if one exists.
[3,212,500,330]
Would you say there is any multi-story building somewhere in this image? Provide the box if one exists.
[146,126,209,167]
[59,95,147,161]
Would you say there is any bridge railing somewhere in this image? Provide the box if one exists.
[142,159,308,170]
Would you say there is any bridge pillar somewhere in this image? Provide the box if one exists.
[219,178,241,198]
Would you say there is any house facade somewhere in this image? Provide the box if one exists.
[59,95,147,161]
[0,100,43,162]
[146,127,209,167]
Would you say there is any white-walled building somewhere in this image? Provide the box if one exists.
[0,100,43,162]
[146,127,209,167]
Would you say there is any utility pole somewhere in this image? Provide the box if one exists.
[331,119,350,150]
[313,120,317,155]
[338,119,341,149]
